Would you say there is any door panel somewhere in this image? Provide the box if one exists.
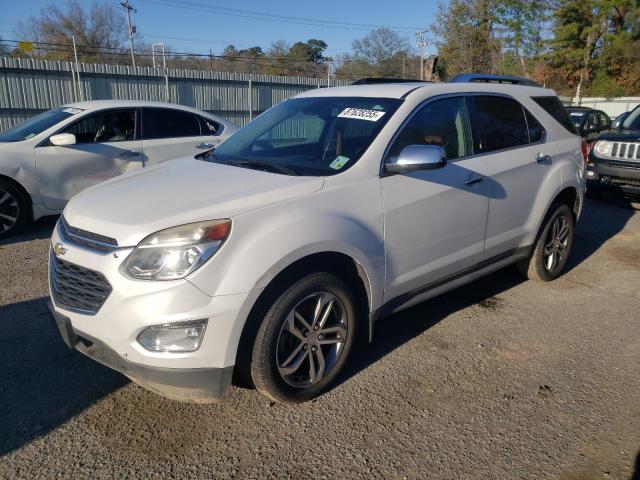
[141,108,220,165]
[381,96,489,302]
[471,95,558,256]
[35,109,142,210]
[382,158,490,301]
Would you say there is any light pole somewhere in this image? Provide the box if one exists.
[416,30,428,80]
[121,0,137,68]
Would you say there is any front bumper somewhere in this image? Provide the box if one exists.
[587,159,640,194]
[48,301,233,402]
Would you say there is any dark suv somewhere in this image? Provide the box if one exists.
[567,106,611,144]
[587,104,640,196]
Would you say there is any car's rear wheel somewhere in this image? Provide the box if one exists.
[250,272,357,403]
[0,180,29,238]
[518,203,574,282]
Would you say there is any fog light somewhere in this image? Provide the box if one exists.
[586,170,595,177]
[137,319,208,352]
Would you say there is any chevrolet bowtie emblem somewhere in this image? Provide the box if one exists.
[53,242,68,256]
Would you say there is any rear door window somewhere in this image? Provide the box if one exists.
[532,96,579,135]
[142,108,201,139]
[473,96,529,152]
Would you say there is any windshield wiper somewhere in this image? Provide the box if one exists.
[227,160,299,176]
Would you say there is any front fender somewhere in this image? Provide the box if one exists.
[188,210,385,309]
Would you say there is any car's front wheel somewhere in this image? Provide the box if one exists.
[0,180,29,238]
[250,272,358,403]
[518,202,575,281]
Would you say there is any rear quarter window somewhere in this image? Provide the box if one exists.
[532,96,579,135]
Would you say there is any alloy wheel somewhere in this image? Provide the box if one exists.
[276,292,348,388]
[0,188,20,234]
[544,215,570,272]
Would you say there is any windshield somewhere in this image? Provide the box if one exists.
[0,107,81,142]
[622,105,640,130]
[210,96,403,176]
[568,111,586,129]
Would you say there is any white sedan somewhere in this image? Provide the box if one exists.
[0,100,239,237]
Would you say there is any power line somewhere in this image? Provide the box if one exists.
[138,0,423,32]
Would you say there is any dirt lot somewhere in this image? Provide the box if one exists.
[0,194,639,479]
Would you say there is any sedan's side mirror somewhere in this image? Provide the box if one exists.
[385,144,447,174]
[50,133,76,146]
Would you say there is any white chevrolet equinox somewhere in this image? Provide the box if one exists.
[48,76,586,404]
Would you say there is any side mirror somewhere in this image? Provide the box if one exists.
[50,133,76,146]
[385,144,447,174]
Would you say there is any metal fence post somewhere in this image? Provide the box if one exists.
[248,74,253,122]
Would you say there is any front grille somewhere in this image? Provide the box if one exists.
[610,142,640,161]
[50,252,112,315]
[58,216,118,253]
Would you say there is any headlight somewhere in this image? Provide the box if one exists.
[123,219,230,280]
[593,140,612,157]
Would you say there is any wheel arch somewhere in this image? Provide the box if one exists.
[0,174,33,220]
[233,250,373,386]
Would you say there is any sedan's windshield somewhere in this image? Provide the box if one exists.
[622,105,640,130]
[210,96,403,176]
[0,107,81,142]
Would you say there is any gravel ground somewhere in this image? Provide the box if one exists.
[1,194,639,479]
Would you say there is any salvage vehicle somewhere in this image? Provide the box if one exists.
[587,104,640,196]
[566,106,611,143]
[48,75,586,404]
[0,101,238,237]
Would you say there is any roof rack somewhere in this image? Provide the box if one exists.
[352,78,428,85]
[449,73,541,87]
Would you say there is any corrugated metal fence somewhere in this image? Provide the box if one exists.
[0,57,350,131]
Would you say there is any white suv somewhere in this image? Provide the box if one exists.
[0,101,238,237]
[48,76,586,404]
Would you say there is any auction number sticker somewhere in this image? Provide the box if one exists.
[338,107,386,122]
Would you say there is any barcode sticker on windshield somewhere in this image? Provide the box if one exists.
[338,108,386,122]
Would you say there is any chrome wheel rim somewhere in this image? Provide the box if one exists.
[0,188,19,233]
[276,292,348,388]
[544,215,570,272]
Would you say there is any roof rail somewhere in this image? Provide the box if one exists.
[352,78,428,85]
[449,73,541,87]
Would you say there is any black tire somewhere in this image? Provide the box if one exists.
[0,179,30,238]
[250,272,358,403]
[517,203,574,282]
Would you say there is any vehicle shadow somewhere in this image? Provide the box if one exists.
[632,451,640,480]
[340,265,526,387]
[564,193,638,273]
[0,297,127,456]
[0,215,58,247]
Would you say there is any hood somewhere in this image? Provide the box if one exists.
[64,157,324,246]
[595,129,640,142]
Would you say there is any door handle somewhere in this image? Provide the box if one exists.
[536,153,552,163]
[196,143,215,149]
[464,174,485,186]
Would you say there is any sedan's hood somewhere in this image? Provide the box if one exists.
[64,157,324,246]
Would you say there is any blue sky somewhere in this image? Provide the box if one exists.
[0,0,440,57]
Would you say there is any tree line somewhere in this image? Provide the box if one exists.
[1,0,638,96]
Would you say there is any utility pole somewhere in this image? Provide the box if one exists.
[326,57,332,87]
[402,56,405,79]
[121,0,137,68]
[416,30,427,80]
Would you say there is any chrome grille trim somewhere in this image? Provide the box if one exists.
[58,216,118,253]
[49,252,112,315]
